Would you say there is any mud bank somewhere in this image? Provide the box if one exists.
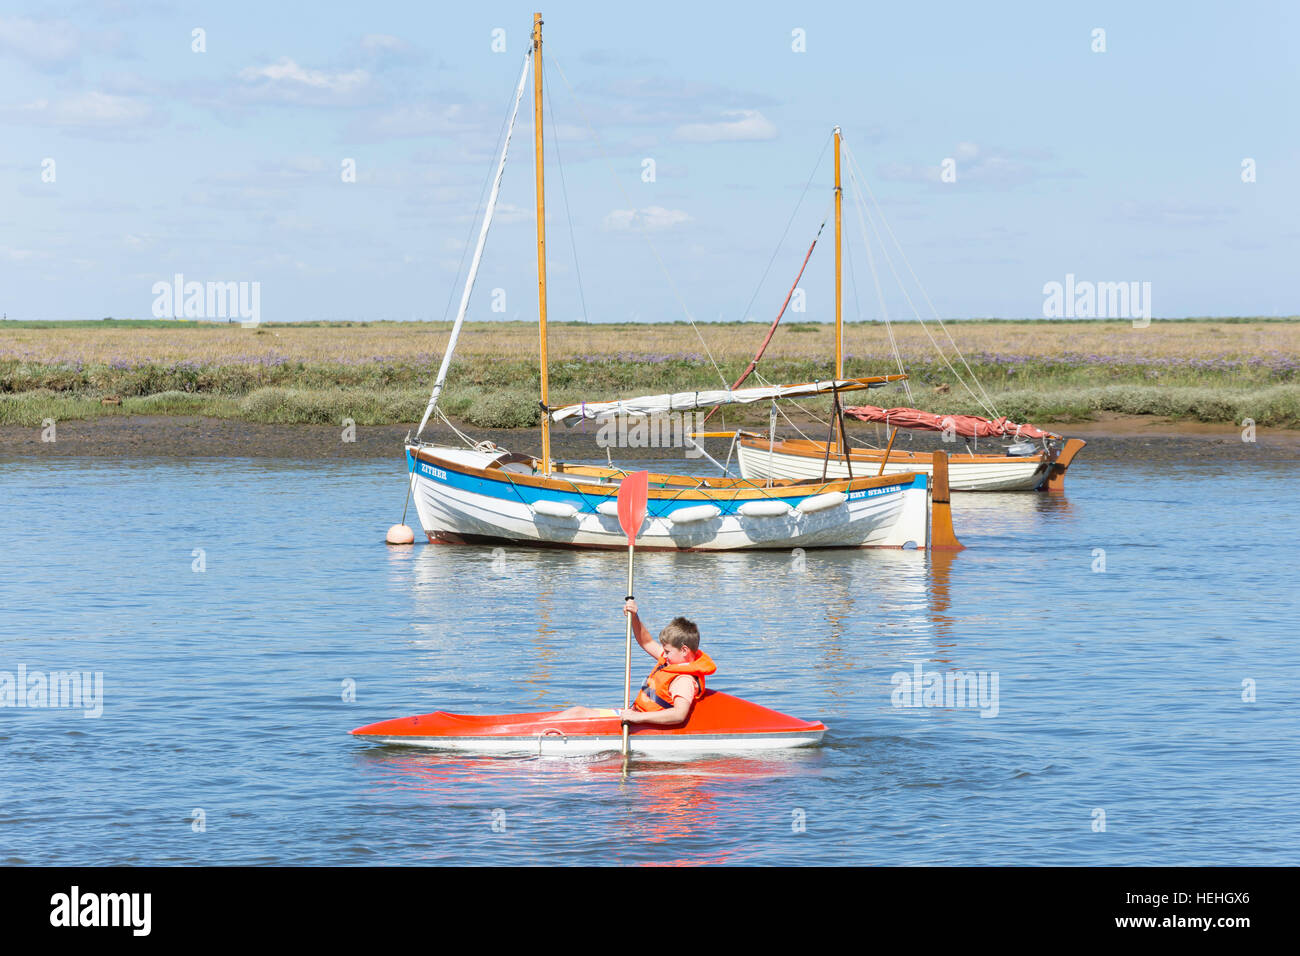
[3,413,1297,463]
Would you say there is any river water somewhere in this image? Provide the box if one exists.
[1,451,1297,864]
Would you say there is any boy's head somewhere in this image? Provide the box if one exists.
[659,617,700,654]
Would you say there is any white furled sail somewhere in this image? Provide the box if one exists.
[549,375,905,424]
[416,51,533,437]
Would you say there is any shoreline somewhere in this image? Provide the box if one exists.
[4,412,1297,461]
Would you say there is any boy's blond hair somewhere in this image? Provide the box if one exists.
[658,617,700,652]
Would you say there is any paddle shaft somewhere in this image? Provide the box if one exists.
[622,544,636,756]
[614,470,648,762]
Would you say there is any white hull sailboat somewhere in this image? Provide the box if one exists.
[408,443,936,551]
[734,426,1085,493]
[399,14,962,552]
[734,437,1054,492]
[707,128,1085,493]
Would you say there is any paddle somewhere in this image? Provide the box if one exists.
[616,470,650,758]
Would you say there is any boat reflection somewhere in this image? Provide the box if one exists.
[950,489,1076,538]
[405,541,950,689]
[928,549,956,644]
[397,526,983,744]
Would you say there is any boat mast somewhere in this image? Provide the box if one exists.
[533,12,552,475]
[831,125,848,458]
[834,125,843,379]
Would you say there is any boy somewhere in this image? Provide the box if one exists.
[555,598,716,726]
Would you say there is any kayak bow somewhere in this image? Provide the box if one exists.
[351,690,826,756]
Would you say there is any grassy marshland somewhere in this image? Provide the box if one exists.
[2,318,1298,428]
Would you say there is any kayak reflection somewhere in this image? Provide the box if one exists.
[356,748,824,863]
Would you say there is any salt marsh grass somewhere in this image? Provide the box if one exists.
[2,319,1297,428]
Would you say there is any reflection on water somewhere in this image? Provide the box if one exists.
[357,747,827,865]
[2,455,1298,865]
[951,488,1077,538]
[408,543,944,706]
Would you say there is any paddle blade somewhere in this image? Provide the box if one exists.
[617,470,649,546]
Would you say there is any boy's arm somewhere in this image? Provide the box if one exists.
[623,676,695,725]
[624,598,661,658]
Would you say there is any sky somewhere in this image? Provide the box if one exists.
[1,0,1298,323]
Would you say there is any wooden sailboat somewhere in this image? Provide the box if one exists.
[723,128,1086,492]
[402,15,962,551]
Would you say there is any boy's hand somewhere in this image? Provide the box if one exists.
[624,598,638,616]
[619,708,640,723]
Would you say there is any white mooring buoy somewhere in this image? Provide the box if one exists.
[386,524,415,545]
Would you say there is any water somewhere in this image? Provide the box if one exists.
[1,452,1297,864]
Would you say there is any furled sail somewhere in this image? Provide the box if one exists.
[842,405,1060,440]
[550,375,906,424]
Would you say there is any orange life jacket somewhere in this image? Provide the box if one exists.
[632,651,716,712]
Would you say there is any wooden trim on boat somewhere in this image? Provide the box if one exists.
[1043,438,1087,492]
[928,450,963,551]
[739,435,1047,465]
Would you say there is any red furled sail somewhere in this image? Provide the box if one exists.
[842,405,1060,440]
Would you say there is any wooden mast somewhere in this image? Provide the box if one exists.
[533,12,552,475]
[831,126,848,457]
[833,126,843,380]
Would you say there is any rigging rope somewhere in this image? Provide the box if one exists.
[438,60,528,326]
[417,51,533,437]
[543,60,590,323]
[841,140,914,406]
[435,406,497,451]
[843,141,1001,418]
[549,52,727,388]
[842,210,885,449]
[752,369,830,441]
[701,206,831,425]
[736,132,833,324]
[850,144,1001,417]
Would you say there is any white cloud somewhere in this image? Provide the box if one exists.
[430,200,534,226]
[0,17,83,71]
[361,34,409,53]
[603,206,692,231]
[2,91,155,130]
[1116,201,1236,228]
[0,16,131,71]
[673,109,777,143]
[878,143,1076,189]
[237,58,371,105]
[346,102,479,141]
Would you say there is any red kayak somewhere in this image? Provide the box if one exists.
[351,690,826,756]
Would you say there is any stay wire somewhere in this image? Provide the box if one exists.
[736,131,833,324]
[438,61,526,326]
[843,141,1000,418]
[549,51,727,388]
[544,59,590,323]
[845,144,991,416]
[841,137,912,405]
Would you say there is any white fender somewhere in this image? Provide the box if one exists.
[738,500,792,518]
[795,491,847,514]
[531,499,580,519]
[596,500,620,517]
[667,504,721,525]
